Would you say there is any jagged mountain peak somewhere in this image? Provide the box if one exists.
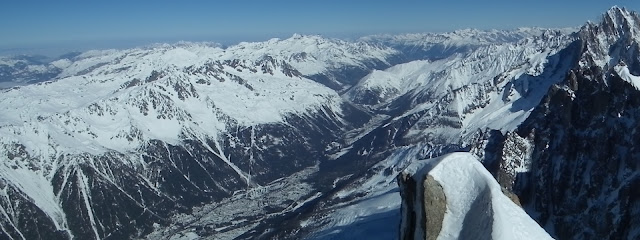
[601,6,640,37]
[578,6,640,69]
[605,6,635,21]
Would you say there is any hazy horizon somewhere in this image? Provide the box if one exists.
[0,28,563,58]
[2,1,639,57]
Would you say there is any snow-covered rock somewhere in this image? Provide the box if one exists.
[397,152,552,240]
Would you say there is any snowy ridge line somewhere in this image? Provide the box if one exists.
[614,63,640,89]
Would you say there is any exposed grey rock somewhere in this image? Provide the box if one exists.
[398,172,446,240]
[422,175,446,240]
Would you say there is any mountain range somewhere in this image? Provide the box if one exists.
[0,6,638,240]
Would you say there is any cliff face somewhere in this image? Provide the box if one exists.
[505,49,640,240]
[397,153,551,240]
[481,7,640,240]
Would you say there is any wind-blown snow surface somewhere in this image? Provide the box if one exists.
[402,152,552,240]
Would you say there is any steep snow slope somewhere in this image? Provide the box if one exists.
[399,152,552,240]
[614,63,640,89]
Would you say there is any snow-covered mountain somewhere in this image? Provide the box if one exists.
[226,34,400,89]
[0,54,65,88]
[347,28,574,110]
[269,6,640,240]
[348,29,578,148]
[485,6,640,239]
[0,37,386,239]
[2,6,640,240]
[273,28,579,240]
[361,28,576,61]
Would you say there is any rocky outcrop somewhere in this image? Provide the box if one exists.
[397,152,551,240]
[398,172,446,240]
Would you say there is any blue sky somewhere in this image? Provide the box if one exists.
[1,1,639,54]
